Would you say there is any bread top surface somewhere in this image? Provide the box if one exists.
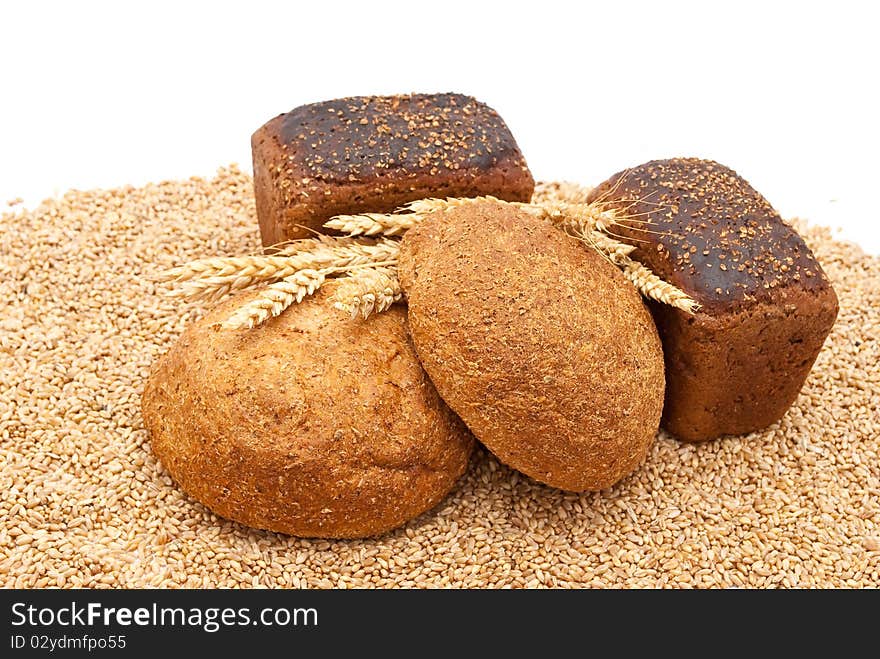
[398,201,662,405]
[154,285,469,472]
[264,92,530,184]
[588,158,833,311]
[398,200,664,491]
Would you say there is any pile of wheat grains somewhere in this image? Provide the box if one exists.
[1,166,877,588]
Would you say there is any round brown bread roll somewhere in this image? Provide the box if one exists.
[398,200,664,492]
[141,285,473,539]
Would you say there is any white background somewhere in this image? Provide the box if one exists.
[2,1,878,254]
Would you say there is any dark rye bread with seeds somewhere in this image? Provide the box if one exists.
[588,158,838,442]
[252,93,534,245]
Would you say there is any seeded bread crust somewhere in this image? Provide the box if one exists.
[142,285,474,539]
[588,158,839,441]
[252,93,535,245]
[399,201,665,492]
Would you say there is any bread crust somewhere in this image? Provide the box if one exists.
[399,200,665,492]
[252,93,534,245]
[588,158,839,441]
[141,285,474,538]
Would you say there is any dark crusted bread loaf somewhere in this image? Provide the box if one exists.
[142,285,474,538]
[587,158,838,442]
[252,93,535,245]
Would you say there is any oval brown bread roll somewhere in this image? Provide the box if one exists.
[587,158,839,442]
[398,200,665,492]
[141,285,474,539]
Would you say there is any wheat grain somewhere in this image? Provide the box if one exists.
[333,267,402,320]
[221,269,327,330]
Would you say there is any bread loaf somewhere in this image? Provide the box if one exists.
[142,286,474,538]
[588,158,838,441]
[252,92,535,245]
[398,200,665,491]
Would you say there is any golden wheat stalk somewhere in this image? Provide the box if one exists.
[269,234,341,256]
[162,256,307,303]
[332,267,402,320]
[324,196,632,239]
[562,223,636,260]
[158,237,399,302]
[160,255,297,282]
[164,193,698,329]
[523,202,629,238]
[621,261,699,313]
[401,195,504,215]
[561,203,622,235]
[221,269,327,330]
[324,196,508,236]
[323,212,419,237]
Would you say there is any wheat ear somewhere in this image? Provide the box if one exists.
[158,237,399,302]
[165,193,697,326]
[221,269,326,330]
[323,212,419,237]
[402,197,627,235]
[579,230,638,262]
[621,261,699,313]
[522,201,629,237]
[324,196,637,240]
[400,195,505,214]
[323,196,507,237]
[160,256,311,303]
[332,267,402,320]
